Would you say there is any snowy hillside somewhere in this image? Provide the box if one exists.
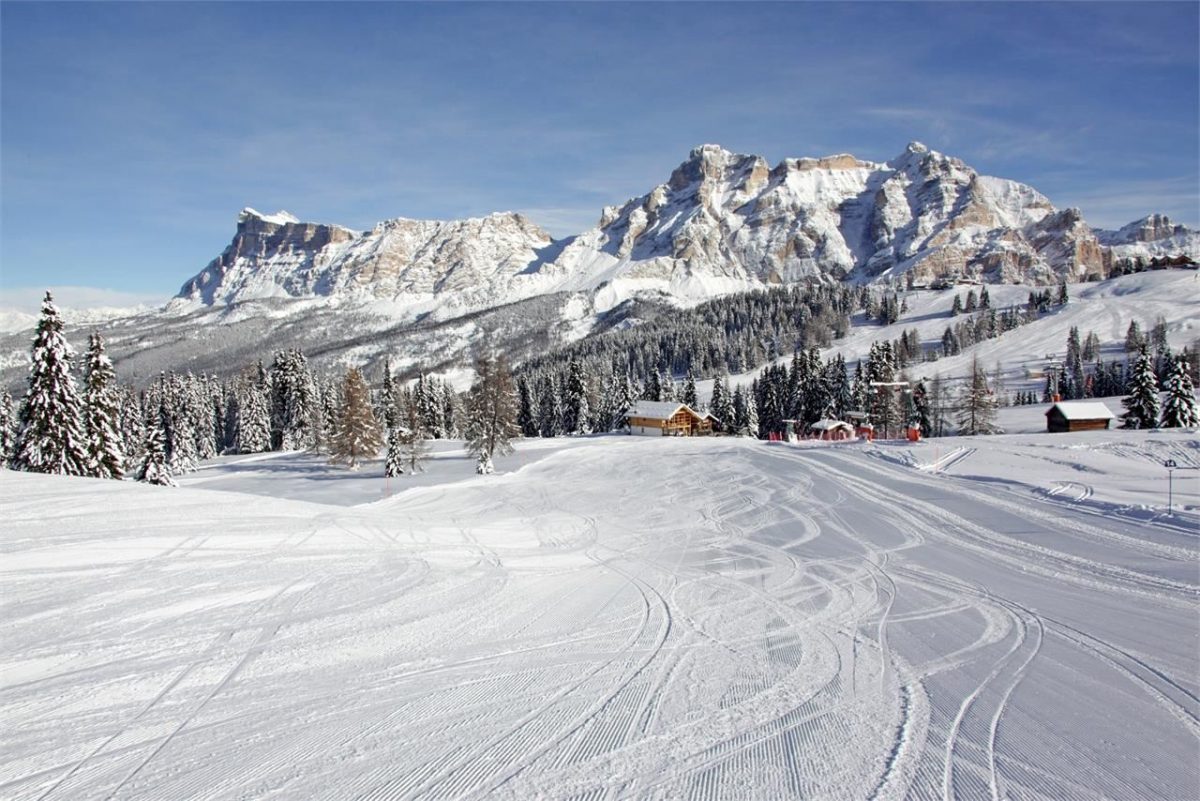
[2,432,1196,799]
[701,269,1200,402]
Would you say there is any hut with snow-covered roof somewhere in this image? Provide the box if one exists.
[1045,401,1115,433]
[809,419,855,441]
[624,401,715,437]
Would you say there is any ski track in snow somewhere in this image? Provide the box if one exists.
[1,432,1197,800]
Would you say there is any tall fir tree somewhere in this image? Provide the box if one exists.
[12,292,89,475]
[563,358,591,435]
[682,368,698,409]
[330,367,383,470]
[1121,349,1160,429]
[384,428,406,477]
[516,376,538,437]
[82,332,124,479]
[136,404,175,487]
[1158,355,1197,428]
[380,357,400,431]
[0,390,15,465]
[397,399,431,474]
[911,380,932,436]
[957,355,1000,435]
[465,354,519,474]
[235,378,272,453]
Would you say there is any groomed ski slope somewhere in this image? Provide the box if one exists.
[1,432,1197,800]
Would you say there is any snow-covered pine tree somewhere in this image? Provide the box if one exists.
[270,350,320,450]
[516,376,538,437]
[415,375,446,439]
[380,357,400,431]
[744,385,760,437]
[398,400,431,474]
[1158,355,1197,428]
[118,386,146,467]
[12,292,89,476]
[235,378,272,453]
[682,368,698,409]
[1125,320,1145,354]
[1056,281,1069,305]
[911,379,933,436]
[1121,349,1160,429]
[0,390,15,465]
[826,354,851,420]
[82,332,124,479]
[384,428,405,477]
[330,367,382,470]
[957,355,1000,435]
[564,358,591,435]
[644,370,662,402]
[537,375,562,438]
[441,381,459,438]
[465,353,519,474]
[136,405,176,487]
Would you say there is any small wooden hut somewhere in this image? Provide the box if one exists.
[1045,401,1115,433]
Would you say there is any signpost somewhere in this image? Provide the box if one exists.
[1164,460,1177,515]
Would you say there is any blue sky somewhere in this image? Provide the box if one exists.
[2,1,1197,307]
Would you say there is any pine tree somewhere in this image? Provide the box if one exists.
[911,380,932,436]
[82,332,124,479]
[1056,281,1069,305]
[385,428,406,477]
[1159,355,1198,428]
[744,386,760,437]
[1122,349,1159,429]
[465,354,519,474]
[563,358,591,435]
[0,390,15,465]
[270,349,319,450]
[537,375,562,438]
[12,292,89,475]
[1125,320,1145,354]
[516,377,537,437]
[235,378,272,453]
[380,357,400,431]
[682,368,698,409]
[136,406,175,487]
[957,355,1000,435]
[330,367,382,470]
[441,381,459,438]
[397,400,431,474]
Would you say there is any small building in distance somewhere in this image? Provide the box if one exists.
[809,419,855,441]
[1045,401,1116,433]
[624,401,715,437]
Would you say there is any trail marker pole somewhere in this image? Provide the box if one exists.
[1164,459,1177,515]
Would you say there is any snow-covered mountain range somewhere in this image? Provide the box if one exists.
[177,142,1198,316]
[2,143,1196,387]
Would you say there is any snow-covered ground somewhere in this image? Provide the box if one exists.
[2,431,1197,800]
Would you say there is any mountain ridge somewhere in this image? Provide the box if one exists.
[176,142,1198,317]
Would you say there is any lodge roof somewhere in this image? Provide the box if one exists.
[810,419,853,431]
[624,400,699,421]
[1045,401,1116,421]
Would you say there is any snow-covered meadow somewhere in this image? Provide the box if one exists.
[2,428,1197,800]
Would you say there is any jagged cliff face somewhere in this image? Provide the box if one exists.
[179,208,555,304]
[178,144,1198,312]
[550,142,1117,293]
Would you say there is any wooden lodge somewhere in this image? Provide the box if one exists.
[1046,401,1115,433]
[624,401,716,437]
[809,419,855,441]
